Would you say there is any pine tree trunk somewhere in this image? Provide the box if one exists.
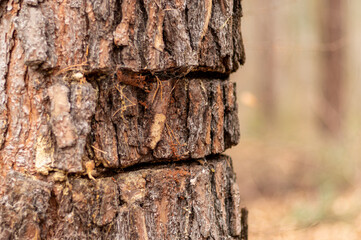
[0,0,246,239]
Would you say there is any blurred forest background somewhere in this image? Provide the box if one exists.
[227,0,361,239]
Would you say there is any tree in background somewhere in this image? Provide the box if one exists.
[258,0,276,123]
[319,0,345,137]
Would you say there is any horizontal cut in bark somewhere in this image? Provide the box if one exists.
[7,0,244,74]
[0,0,244,176]
[0,155,247,240]
[1,70,240,175]
[90,75,240,170]
[0,1,243,176]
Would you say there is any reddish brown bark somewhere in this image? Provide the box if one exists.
[1,156,246,239]
[0,0,246,239]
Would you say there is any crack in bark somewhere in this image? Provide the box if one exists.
[0,8,18,151]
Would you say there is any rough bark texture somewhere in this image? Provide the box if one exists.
[0,156,247,240]
[90,75,240,169]
[0,0,246,239]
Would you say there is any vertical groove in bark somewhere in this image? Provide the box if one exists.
[0,0,246,238]
[240,208,248,240]
[1,37,28,172]
[0,2,18,151]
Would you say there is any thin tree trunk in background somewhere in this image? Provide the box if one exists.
[319,0,345,137]
[0,0,247,239]
[258,0,276,122]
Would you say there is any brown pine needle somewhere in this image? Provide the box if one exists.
[54,63,88,76]
[113,84,137,119]
[166,122,184,147]
[91,145,107,155]
[170,79,179,94]
[112,108,123,117]
[220,15,232,30]
[151,76,163,104]
[157,76,163,101]
[115,85,136,106]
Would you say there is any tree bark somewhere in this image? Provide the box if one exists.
[0,156,247,239]
[0,0,246,239]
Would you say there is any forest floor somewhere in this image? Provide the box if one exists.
[246,189,361,240]
[228,138,361,240]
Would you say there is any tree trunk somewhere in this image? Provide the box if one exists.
[319,0,345,137]
[258,0,276,122]
[0,0,246,239]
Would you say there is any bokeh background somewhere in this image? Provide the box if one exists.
[228,0,361,239]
